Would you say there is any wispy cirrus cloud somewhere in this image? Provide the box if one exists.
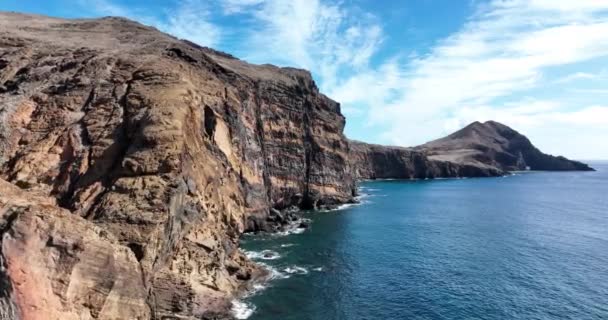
[85,0,130,16]
[223,0,384,94]
[220,0,265,14]
[160,0,221,47]
[79,0,222,47]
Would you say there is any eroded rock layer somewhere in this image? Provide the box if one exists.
[349,140,503,180]
[0,12,354,319]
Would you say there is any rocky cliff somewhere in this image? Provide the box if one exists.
[0,12,354,319]
[349,140,503,179]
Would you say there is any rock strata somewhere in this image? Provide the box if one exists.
[350,121,592,181]
[417,121,594,172]
[349,140,503,179]
[0,12,354,319]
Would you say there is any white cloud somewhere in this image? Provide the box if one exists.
[335,0,608,159]
[569,88,608,94]
[501,0,608,12]
[79,0,221,47]
[221,0,265,14]
[555,72,598,83]
[219,0,384,101]
[159,0,221,47]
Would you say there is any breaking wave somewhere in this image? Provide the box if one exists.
[231,300,255,319]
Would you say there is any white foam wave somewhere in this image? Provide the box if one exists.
[251,283,266,293]
[313,267,324,272]
[231,300,255,319]
[319,203,356,212]
[283,265,309,275]
[258,262,290,280]
[336,203,356,210]
[280,243,295,248]
[277,226,306,236]
[244,250,281,260]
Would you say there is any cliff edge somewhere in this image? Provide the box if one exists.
[349,141,504,179]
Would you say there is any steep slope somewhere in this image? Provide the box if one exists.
[417,121,594,172]
[0,12,354,319]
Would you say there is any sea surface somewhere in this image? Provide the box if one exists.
[236,161,608,320]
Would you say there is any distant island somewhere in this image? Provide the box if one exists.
[0,12,594,320]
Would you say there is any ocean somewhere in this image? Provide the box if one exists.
[236,161,608,320]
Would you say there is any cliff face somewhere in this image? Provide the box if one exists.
[349,141,503,180]
[417,121,594,172]
[0,13,354,319]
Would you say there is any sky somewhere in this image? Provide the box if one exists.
[3,0,608,159]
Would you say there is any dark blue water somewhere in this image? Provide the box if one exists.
[239,162,608,320]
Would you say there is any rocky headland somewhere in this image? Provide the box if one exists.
[415,120,594,173]
[349,140,504,179]
[0,12,593,320]
[351,120,593,180]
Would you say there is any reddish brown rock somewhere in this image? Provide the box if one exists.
[0,179,150,320]
[0,12,354,319]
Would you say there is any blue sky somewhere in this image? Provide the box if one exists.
[3,0,608,159]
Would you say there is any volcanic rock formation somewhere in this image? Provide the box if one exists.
[0,12,353,319]
[349,141,504,179]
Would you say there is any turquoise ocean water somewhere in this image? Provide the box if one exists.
[238,162,608,320]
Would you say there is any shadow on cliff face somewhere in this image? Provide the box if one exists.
[204,105,217,138]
